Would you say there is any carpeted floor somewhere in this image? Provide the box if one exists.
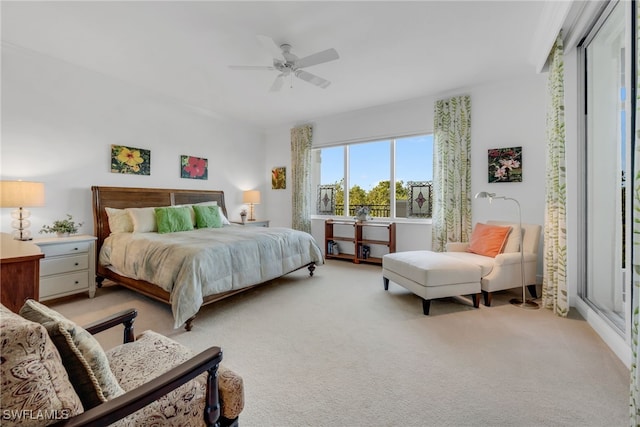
[51,260,629,427]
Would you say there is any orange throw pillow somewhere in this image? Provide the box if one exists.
[467,223,512,258]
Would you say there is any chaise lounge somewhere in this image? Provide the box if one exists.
[382,221,541,314]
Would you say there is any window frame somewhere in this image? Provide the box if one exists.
[311,133,433,222]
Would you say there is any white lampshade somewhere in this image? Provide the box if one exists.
[243,190,261,204]
[0,181,45,207]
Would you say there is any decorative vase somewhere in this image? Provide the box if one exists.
[56,232,70,238]
[357,214,369,222]
[240,215,247,224]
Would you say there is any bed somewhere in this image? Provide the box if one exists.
[92,186,323,330]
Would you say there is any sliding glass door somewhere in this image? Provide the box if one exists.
[581,0,631,333]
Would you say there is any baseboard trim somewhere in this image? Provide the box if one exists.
[575,298,630,368]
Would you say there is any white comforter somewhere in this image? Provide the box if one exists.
[99,225,323,328]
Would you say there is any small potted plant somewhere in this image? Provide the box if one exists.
[40,214,83,237]
[240,209,247,223]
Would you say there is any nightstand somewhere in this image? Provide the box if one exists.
[33,234,97,301]
[231,219,270,227]
[0,233,44,312]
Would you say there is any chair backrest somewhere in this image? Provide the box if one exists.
[487,220,541,254]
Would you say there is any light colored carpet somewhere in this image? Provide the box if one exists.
[51,260,629,427]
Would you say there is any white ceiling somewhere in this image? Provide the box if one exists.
[1,1,547,130]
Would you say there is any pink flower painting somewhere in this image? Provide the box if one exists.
[488,147,522,183]
[181,155,208,180]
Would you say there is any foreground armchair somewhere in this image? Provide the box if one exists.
[1,300,243,427]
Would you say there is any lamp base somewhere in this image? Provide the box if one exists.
[509,298,539,309]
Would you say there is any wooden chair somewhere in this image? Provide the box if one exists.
[1,301,243,427]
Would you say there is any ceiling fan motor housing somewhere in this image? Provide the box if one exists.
[230,36,339,90]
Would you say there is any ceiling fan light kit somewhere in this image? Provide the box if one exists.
[229,35,339,91]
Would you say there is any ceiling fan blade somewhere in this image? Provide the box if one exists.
[228,65,275,71]
[295,70,331,89]
[257,35,285,61]
[270,74,285,92]
[295,48,339,69]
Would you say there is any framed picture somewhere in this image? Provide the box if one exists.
[111,144,151,175]
[407,181,433,218]
[488,146,522,183]
[272,166,286,189]
[181,155,208,180]
[317,185,335,214]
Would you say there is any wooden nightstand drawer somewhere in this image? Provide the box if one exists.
[40,272,89,299]
[40,255,88,276]
[39,241,90,257]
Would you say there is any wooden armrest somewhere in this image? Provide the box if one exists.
[53,346,223,427]
[83,308,137,343]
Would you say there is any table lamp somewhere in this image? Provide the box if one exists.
[0,180,45,241]
[243,190,261,221]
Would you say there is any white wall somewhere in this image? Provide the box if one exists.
[264,73,548,278]
[1,44,266,235]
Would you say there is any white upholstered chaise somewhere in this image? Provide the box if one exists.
[382,221,541,314]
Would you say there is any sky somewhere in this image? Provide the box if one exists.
[319,134,433,191]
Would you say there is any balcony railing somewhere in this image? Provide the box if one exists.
[335,204,391,217]
[333,201,432,218]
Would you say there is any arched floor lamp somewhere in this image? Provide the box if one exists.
[475,191,539,309]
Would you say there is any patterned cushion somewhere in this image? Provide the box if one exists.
[19,300,125,409]
[0,304,84,426]
[108,330,244,424]
[218,364,245,420]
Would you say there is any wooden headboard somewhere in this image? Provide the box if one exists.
[91,186,227,255]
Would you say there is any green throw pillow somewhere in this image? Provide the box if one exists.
[155,206,194,233]
[193,204,223,229]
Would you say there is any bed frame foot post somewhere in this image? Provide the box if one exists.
[185,316,196,331]
[96,276,105,288]
[308,263,316,277]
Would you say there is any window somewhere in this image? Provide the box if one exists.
[314,134,433,219]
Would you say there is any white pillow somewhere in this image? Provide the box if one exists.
[503,226,521,253]
[195,201,230,225]
[125,207,158,233]
[105,207,133,233]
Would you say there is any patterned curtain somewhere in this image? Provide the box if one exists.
[630,2,640,422]
[291,124,313,233]
[431,95,472,252]
[541,33,568,317]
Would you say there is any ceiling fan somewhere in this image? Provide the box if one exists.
[229,35,339,91]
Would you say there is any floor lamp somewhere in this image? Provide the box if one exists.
[475,191,539,309]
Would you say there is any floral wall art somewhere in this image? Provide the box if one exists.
[488,146,522,183]
[181,155,208,180]
[272,166,286,189]
[111,144,150,175]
